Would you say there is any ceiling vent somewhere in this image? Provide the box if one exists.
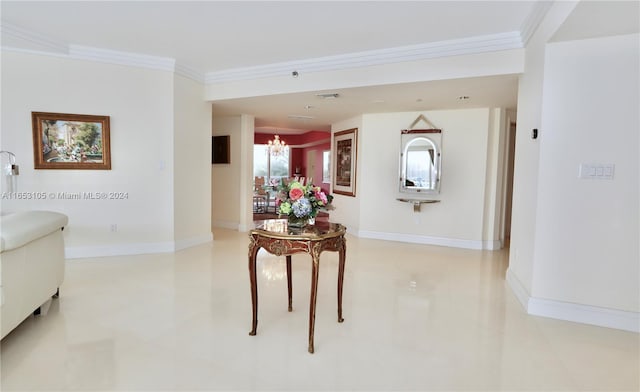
[287,115,315,120]
[315,93,339,99]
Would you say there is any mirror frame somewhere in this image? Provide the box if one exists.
[399,129,442,195]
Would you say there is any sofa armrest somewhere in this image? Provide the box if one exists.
[1,211,68,252]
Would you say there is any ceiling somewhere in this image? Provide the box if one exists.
[215,75,521,132]
[1,1,537,73]
[2,1,637,133]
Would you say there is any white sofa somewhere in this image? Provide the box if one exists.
[1,211,68,339]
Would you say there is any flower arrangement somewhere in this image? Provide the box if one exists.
[276,179,333,226]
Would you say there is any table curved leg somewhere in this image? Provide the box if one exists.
[308,252,320,353]
[286,255,293,312]
[337,239,346,323]
[248,239,260,336]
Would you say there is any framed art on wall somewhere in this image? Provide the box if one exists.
[32,112,111,170]
[333,128,358,197]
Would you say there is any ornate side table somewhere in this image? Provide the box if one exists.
[248,219,347,353]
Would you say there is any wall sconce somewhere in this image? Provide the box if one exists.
[0,151,20,192]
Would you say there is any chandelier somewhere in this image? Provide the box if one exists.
[268,134,286,156]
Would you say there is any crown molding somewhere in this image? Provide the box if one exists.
[0,21,67,53]
[289,139,331,149]
[2,40,206,83]
[205,31,523,84]
[1,45,70,59]
[175,63,206,83]
[1,20,209,81]
[520,0,554,45]
[69,44,175,72]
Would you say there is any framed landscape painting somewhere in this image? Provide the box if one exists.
[333,128,358,197]
[32,112,111,170]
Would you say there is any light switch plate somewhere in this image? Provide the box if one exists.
[579,163,615,180]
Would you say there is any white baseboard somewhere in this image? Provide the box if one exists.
[65,241,175,259]
[212,220,240,230]
[483,240,503,250]
[505,267,531,309]
[175,233,213,251]
[506,268,639,333]
[528,298,640,333]
[65,233,214,259]
[357,229,499,250]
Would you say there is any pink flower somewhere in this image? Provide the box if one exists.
[289,187,304,201]
[315,190,328,204]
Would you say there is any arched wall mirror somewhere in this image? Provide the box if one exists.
[399,129,442,195]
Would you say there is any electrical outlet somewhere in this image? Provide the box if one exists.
[110,224,118,232]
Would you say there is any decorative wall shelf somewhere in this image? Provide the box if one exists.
[397,198,440,212]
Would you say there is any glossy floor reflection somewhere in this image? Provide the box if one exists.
[1,228,638,391]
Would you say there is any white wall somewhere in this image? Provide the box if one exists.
[506,0,639,331]
[214,107,507,250]
[235,114,256,232]
[1,51,175,255]
[173,75,213,248]
[533,34,639,313]
[482,108,508,246]
[508,1,579,297]
[353,109,503,249]
[210,113,255,232]
[211,115,242,229]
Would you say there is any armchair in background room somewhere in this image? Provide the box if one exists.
[253,176,267,213]
[289,176,306,185]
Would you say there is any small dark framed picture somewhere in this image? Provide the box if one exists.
[212,135,230,164]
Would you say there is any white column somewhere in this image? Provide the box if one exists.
[238,114,255,232]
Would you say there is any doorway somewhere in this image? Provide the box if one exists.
[306,150,316,183]
[501,121,517,248]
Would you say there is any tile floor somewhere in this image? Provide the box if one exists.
[1,228,638,391]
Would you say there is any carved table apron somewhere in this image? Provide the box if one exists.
[248,220,347,353]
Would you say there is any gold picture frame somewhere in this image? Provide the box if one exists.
[332,128,358,197]
[32,112,111,170]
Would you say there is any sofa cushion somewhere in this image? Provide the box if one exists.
[1,211,68,252]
